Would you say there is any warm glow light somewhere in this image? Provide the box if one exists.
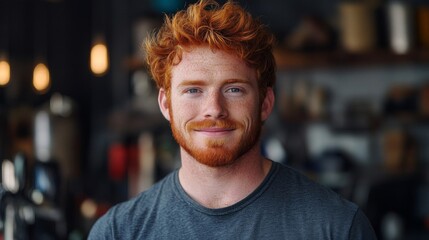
[81,199,98,219]
[0,60,10,86]
[33,63,50,93]
[90,43,109,75]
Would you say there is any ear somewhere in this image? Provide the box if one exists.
[261,87,275,121]
[158,88,171,121]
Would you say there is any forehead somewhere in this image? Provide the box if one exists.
[170,46,257,85]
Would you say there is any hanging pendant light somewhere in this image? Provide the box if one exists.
[33,62,50,93]
[90,37,109,76]
[33,0,51,94]
[90,0,109,76]
[0,54,10,86]
[0,0,10,87]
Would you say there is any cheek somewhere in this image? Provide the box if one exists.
[232,106,259,130]
[170,101,195,125]
[232,98,260,118]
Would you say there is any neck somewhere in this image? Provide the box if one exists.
[178,145,272,209]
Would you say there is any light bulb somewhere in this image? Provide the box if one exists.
[33,63,50,93]
[0,60,10,86]
[90,42,109,75]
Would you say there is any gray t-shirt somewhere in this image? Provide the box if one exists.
[88,161,376,239]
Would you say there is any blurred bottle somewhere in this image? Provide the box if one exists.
[386,1,415,54]
[339,1,377,53]
[417,5,429,49]
[381,212,404,240]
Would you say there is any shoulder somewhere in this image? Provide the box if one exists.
[278,163,358,211]
[87,172,176,239]
[273,162,354,206]
[268,162,376,238]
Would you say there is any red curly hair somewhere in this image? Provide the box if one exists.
[145,0,276,101]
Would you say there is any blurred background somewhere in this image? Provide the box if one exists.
[0,0,429,239]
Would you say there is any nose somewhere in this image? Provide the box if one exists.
[203,91,228,119]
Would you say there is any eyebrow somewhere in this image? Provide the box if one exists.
[177,80,207,88]
[224,79,251,85]
[177,79,251,88]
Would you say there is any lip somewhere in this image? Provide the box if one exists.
[194,128,235,136]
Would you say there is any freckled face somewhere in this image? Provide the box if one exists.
[158,46,272,167]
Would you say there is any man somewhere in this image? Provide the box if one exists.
[89,1,376,239]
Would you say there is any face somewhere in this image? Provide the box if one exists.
[159,46,274,167]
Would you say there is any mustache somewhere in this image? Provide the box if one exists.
[187,119,239,130]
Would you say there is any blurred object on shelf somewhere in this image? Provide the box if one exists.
[34,160,61,205]
[8,106,34,163]
[338,2,377,53]
[34,110,52,163]
[308,85,330,121]
[380,212,404,240]
[292,79,310,120]
[419,84,429,119]
[2,159,18,194]
[277,79,306,123]
[29,95,81,237]
[383,85,418,122]
[306,123,371,166]
[311,149,358,200]
[366,127,421,240]
[417,6,429,49]
[383,85,418,120]
[13,153,27,194]
[134,133,155,197]
[0,152,66,239]
[382,128,416,176]
[284,16,334,51]
[107,142,128,181]
[262,137,287,165]
[340,99,378,132]
[278,79,330,123]
[50,93,74,118]
[34,94,81,181]
[155,132,179,176]
[33,103,73,206]
[386,1,415,54]
[131,70,159,115]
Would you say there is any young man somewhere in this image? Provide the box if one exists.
[89,1,376,239]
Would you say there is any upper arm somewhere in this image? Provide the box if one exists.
[348,208,377,240]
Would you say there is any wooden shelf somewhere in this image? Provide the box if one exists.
[273,48,429,70]
[125,57,147,71]
[126,48,429,71]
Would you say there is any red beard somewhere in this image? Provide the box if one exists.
[170,115,262,167]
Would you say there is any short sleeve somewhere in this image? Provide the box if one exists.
[349,208,377,240]
[87,210,115,240]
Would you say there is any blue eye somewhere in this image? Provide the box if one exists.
[226,88,242,93]
[186,88,201,94]
[227,88,241,93]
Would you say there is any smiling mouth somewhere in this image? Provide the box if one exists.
[194,128,235,136]
[196,127,234,132]
[188,119,238,135]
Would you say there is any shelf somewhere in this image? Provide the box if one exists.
[125,57,147,71]
[273,48,429,70]
[126,48,429,71]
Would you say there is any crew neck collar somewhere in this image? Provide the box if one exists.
[172,160,280,216]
